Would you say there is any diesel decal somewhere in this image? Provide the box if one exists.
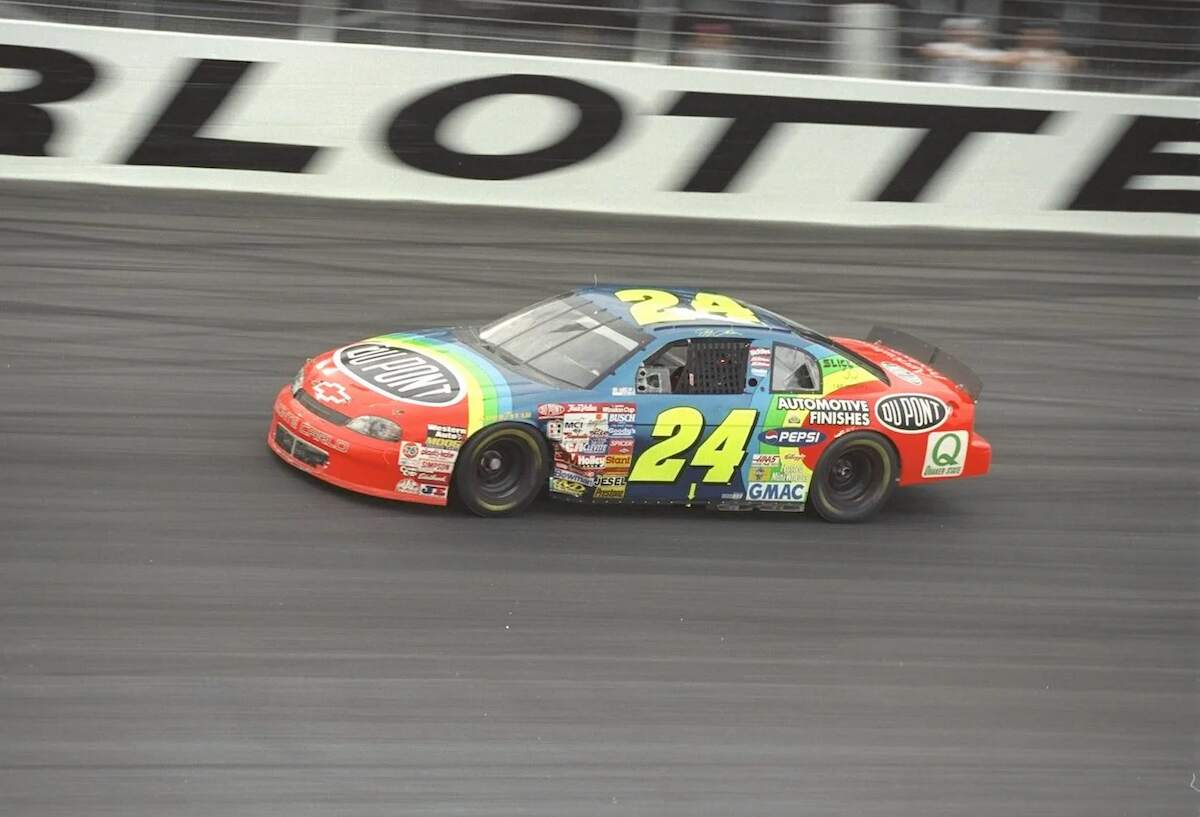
[776,397,870,426]
[875,394,949,434]
[336,343,463,406]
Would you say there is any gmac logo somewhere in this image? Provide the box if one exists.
[758,428,825,447]
[875,394,949,433]
[336,343,463,406]
[748,482,807,502]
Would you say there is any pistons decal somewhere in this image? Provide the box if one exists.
[335,343,464,406]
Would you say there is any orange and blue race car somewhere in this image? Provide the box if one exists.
[268,287,990,521]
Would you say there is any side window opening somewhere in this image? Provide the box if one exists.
[771,344,821,393]
[637,339,750,395]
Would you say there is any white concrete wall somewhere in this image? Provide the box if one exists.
[0,20,1195,236]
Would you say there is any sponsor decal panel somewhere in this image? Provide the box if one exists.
[748,481,807,502]
[425,423,466,450]
[749,346,771,376]
[875,393,949,433]
[820,357,854,373]
[882,362,922,386]
[400,440,459,475]
[593,474,628,500]
[551,477,587,497]
[336,343,463,406]
[922,430,968,478]
[553,466,594,487]
[758,427,825,447]
[546,403,637,499]
[776,397,870,426]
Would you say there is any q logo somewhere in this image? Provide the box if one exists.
[932,432,962,466]
[922,431,968,478]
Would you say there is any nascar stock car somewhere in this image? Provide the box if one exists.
[268,287,990,522]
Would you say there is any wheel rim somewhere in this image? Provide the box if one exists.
[824,447,881,507]
[475,438,525,501]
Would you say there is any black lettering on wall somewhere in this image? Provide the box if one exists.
[386,74,623,180]
[664,93,1052,201]
[125,59,319,172]
[0,45,98,157]
[1067,116,1199,215]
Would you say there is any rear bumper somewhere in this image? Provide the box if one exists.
[962,432,992,479]
[267,385,449,506]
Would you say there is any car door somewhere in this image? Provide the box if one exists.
[619,334,762,505]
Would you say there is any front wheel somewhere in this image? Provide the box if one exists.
[809,432,899,523]
[453,423,549,517]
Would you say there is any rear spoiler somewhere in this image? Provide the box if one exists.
[867,326,984,402]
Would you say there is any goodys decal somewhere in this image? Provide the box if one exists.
[875,393,949,433]
[336,343,464,406]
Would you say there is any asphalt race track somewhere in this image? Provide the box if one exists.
[1,181,1196,817]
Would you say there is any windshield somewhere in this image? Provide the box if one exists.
[478,294,651,388]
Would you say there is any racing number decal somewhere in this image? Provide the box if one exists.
[616,289,761,326]
[629,408,758,484]
[628,407,701,482]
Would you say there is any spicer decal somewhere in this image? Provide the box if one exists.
[758,427,825,447]
[336,343,463,406]
[875,394,949,433]
[776,397,870,426]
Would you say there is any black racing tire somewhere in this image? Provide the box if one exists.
[453,422,549,517]
[809,432,899,523]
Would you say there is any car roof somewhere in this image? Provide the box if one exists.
[573,286,802,333]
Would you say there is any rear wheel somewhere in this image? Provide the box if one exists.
[809,432,898,523]
[453,423,548,517]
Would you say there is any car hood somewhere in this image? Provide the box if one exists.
[298,328,543,437]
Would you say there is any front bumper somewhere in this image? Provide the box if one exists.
[266,385,450,506]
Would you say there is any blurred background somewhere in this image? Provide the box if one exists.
[3,0,1197,95]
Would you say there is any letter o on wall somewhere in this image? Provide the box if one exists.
[386,74,623,180]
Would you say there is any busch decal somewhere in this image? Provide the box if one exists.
[336,343,463,406]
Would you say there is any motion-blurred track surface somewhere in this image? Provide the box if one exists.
[1,182,1196,817]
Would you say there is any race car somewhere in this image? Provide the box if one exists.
[268,287,990,521]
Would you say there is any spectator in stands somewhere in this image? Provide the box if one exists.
[678,21,738,69]
[1002,24,1080,90]
[919,17,1005,86]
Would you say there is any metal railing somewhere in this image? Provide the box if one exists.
[4,0,1198,95]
